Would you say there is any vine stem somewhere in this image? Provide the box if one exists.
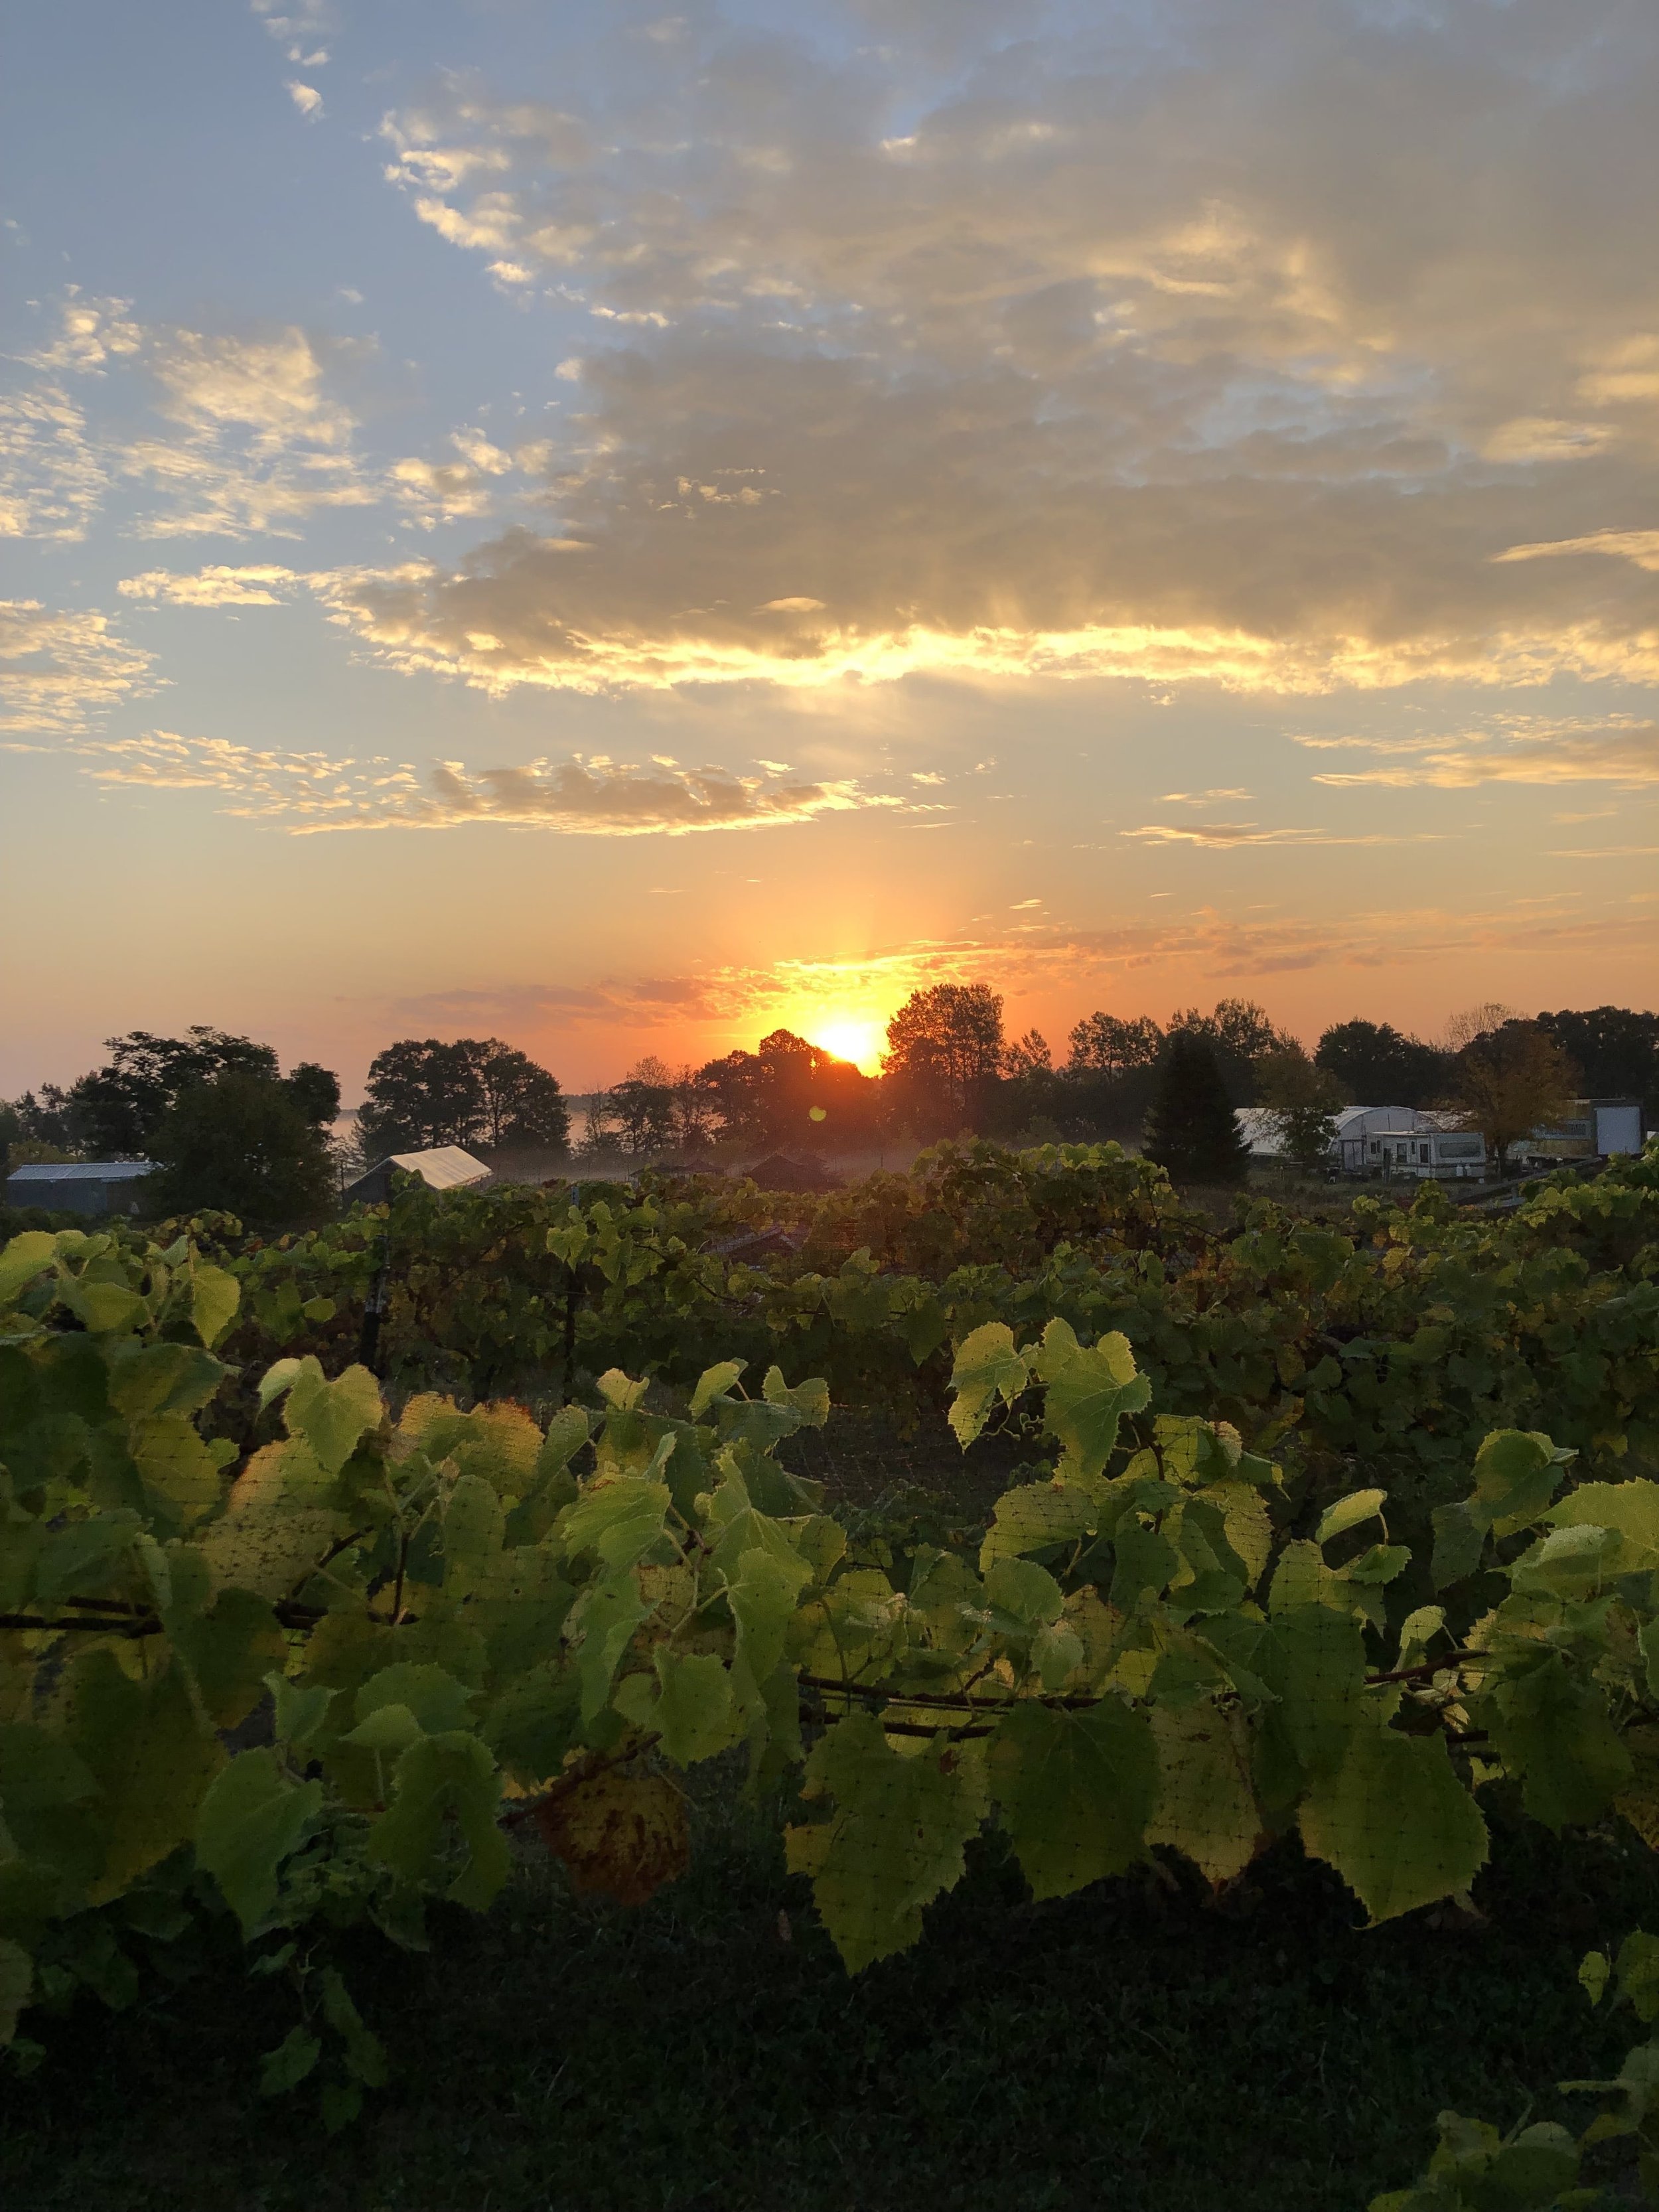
[498,1732,663,1830]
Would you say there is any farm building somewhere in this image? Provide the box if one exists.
[1522,1098,1644,1162]
[4,1159,157,1215]
[1237,1106,1486,1179]
[342,1145,492,1206]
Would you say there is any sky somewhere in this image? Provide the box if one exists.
[2,0,1656,1098]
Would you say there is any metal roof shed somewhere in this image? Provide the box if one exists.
[342,1146,492,1206]
[4,1160,157,1216]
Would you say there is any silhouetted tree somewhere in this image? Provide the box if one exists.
[3,1085,85,1155]
[360,1037,567,1156]
[1167,999,1291,1105]
[1143,1033,1250,1185]
[884,984,1005,1132]
[68,1028,281,1155]
[1066,1012,1165,1078]
[692,1031,876,1150]
[1536,1007,1658,1118]
[1315,1019,1451,1108]
[148,1070,332,1224]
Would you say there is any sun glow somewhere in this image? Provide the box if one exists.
[810,1017,887,1074]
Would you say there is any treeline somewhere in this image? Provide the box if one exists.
[1,1028,574,1226]
[4,997,1654,1226]
[579,992,1658,1168]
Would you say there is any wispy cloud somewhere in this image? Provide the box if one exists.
[1295,715,1659,789]
[0,384,108,540]
[0,601,157,733]
[45,729,914,837]
[118,564,303,607]
[1496,530,1659,574]
[1122,822,1443,848]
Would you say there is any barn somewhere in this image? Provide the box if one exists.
[4,1160,157,1215]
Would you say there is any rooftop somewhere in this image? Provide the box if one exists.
[5,1159,155,1183]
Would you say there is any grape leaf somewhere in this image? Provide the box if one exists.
[536,1771,689,1905]
[1041,1330,1151,1485]
[70,1653,224,1905]
[366,1731,509,1910]
[282,1361,382,1477]
[190,1264,240,1351]
[0,1939,33,2047]
[786,1711,987,1972]
[689,1360,746,1417]
[558,1478,671,1572]
[0,1230,56,1307]
[1315,1489,1387,1546]
[1147,1701,1263,1887]
[948,1323,1029,1448]
[978,1481,1098,1568]
[1486,1655,1632,1830]
[989,1698,1157,1900]
[1299,1722,1488,1924]
[194,1749,323,1935]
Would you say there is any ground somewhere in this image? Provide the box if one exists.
[3,1778,1650,2211]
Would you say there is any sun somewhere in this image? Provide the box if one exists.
[810,1017,885,1074]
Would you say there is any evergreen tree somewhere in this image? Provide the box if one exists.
[1143,1033,1251,1185]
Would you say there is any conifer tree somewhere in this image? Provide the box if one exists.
[1143,1032,1251,1185]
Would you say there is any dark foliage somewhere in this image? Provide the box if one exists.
[360,1037,569,1157]
[66,1028,283,1156]
[1143,1032,1251,1184]
[147,1069,334,1224]
[1315,1018,1454,1108]
[1538,1005,1658,1117]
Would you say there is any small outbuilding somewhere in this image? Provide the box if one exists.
[342,1145,492,1206]
[4,1159,157,1216]
[1522,1098,1645,1163]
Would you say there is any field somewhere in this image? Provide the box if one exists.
[5,1138,1659,2210]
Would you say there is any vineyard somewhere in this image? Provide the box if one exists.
[5,1138,1659,2209]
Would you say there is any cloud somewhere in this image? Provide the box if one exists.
[4,300,382,540]
[0,383,108,539]
[0,601,157,733]
[350,6,1659,694]
[1298,715,1659,789]
[286,82,323,118]
[250,1,333,54]
[1495,529,1659,575]
[1546,844,1659,859]
[44,729,912,836]
[1122,822,1443,848]
[387,898,1659,1043]
[119,563,305,607]
[25,291,143,373]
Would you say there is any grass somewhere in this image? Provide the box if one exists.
[4,1774,1654,2212]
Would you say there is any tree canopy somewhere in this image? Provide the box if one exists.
[1315,1019,1452,1108]
[883,985,1005,1131]
[1449,1021,1581,1175]
[1537,1005,1658,1112]
[360,1038,569,1159]
[66,1029,285,1156]
[147,1069,334,1224]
